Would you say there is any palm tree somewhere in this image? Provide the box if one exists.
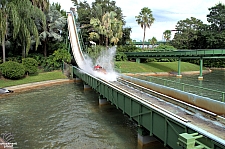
[30,0,49,12]
[163,30,171,42]
[90,11,123,47]
[102,11,116,47]
[0,0,19,63]
[110,17,123,45]
[150,37,157,49]
[135,7,155,49]
[13,0,46,58]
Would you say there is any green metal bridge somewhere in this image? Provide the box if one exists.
[124,49,225,79]
[67,9,225,149]
[71,66,225,149]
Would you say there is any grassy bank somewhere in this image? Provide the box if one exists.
[115,61,202,73]
[0,70,67,88]
[0,62,202,88]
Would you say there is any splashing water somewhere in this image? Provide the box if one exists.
[79,46,119,82]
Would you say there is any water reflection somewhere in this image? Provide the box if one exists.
[0,83,167,149]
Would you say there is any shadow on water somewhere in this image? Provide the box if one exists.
[0,83,168,149]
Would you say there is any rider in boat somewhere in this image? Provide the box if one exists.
[94,65,106,74]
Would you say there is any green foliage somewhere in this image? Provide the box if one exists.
[117,45,142,52]
[172,17,203,49]
[28,53,45,66]
[0,61,25,79]
[115,52,127,61]
[53,49,71,63]
[42,55,55,72]
[154,44,177,51]
[22,58,38,75]
[6,56,22,63]
[42,49,71,72]
[12,0,46,57]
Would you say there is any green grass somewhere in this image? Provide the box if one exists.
[115,61,202,73]
[0,70,67,88]
[0,61,202,88]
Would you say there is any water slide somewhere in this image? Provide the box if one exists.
[67,10,118,81]
[67,10,85,68]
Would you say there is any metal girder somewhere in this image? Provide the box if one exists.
[72,66,225,149]
[124,49,225,59]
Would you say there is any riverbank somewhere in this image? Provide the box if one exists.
[0,79,75,98]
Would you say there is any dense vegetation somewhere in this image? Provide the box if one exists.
[1,0,225,81]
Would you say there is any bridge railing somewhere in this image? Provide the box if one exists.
[137,75,225,102]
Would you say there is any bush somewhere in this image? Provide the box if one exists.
[22,58,38,75]
[115,52,127,61]
[28,53,45,66]
[53,49,71,64]
[42,49,72,72]
[0,61,25,79]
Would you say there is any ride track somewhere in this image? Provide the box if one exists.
[67,9,225,149]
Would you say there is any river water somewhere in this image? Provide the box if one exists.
[0,70,223,149]
[0,82,165,149]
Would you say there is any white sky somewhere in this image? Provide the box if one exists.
[49,0,224,41]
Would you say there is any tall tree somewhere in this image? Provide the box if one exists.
[135,7,155,49]
[150,37,157,48]
[0,0,19,63]
[11,0,46,58]
[172,17,203,49]
[206,2,225,48]
[39,4,66,57]
[72,0,126,46]
[117,27,132,45]
[163,30,171,42]
[30,0,49,12]
[90,11,123,47]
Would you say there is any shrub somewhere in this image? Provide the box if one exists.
[115,52,127,61]
[42,49,72,72]
[53,49,71,64]
[22,58,38,75]
[28,53,45,66]
[0,61,25,79]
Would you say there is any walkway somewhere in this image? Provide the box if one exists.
[0,79,74,96]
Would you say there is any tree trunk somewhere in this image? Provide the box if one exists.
[142,26,146,49]
[106,36,108,47]
[22,41,26,58]
[44,38,47,57]
[2,36,6,63]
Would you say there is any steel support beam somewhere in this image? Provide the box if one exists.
[72,66,225,149]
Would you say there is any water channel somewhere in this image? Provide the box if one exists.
[0,70,224,149]
[0,82,165,149]
[136,69,225,101]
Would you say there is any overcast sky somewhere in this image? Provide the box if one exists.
[50,0,223,41]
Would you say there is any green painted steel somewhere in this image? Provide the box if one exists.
[129,41,167,45]
[124,49,225,59]
[178,58,181,76]
[72,66,224,149]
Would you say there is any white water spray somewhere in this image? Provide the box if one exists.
[79,46,119,82]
